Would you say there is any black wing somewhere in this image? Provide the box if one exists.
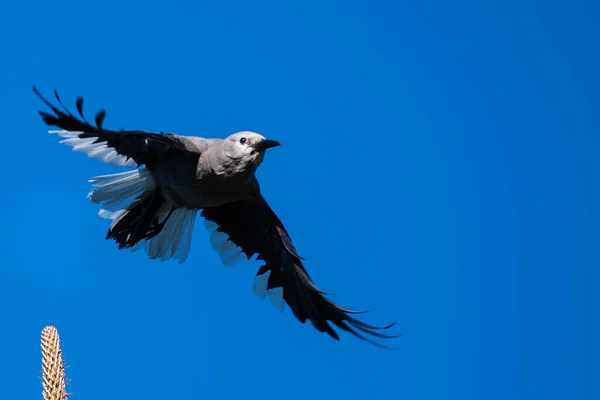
[201,182,401,348]
[34,86,188,167]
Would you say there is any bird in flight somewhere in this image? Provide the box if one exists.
[34,87,400,347]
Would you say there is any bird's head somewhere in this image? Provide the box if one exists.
[224,131,281,169]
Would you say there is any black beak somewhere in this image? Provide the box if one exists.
[254,139,281,151]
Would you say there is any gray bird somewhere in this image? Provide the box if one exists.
[34,87,400,347]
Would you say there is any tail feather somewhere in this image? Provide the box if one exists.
[138,207,197,262]
[86,169,197,263]
[106,192,167,248]
[88,169,154,205]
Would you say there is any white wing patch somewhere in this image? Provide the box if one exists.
[252,269,285,311]
[203,219,284,311]
[50,130,137,168]
[204,220,247,266]
[267,287,285,312]
[252,269,271,300]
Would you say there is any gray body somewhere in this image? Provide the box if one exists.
[150,135,262,209]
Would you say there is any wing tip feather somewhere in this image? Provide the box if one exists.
[284,259,402,349]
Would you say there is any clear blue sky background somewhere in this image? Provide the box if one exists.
[0,0,598,399]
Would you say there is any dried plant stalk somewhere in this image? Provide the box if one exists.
[41,326,70,400]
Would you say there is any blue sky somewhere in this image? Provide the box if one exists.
[0,0,598,399]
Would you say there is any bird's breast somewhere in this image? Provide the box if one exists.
[159,173,253,209]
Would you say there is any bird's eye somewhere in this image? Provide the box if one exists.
[239,137,247,145]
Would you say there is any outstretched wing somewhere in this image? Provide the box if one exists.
[201,181,401,348]
[34,86,189,168]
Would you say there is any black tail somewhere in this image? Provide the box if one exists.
[106,191,173,249]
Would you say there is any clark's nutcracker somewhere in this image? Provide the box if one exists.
[34,87,400,347]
